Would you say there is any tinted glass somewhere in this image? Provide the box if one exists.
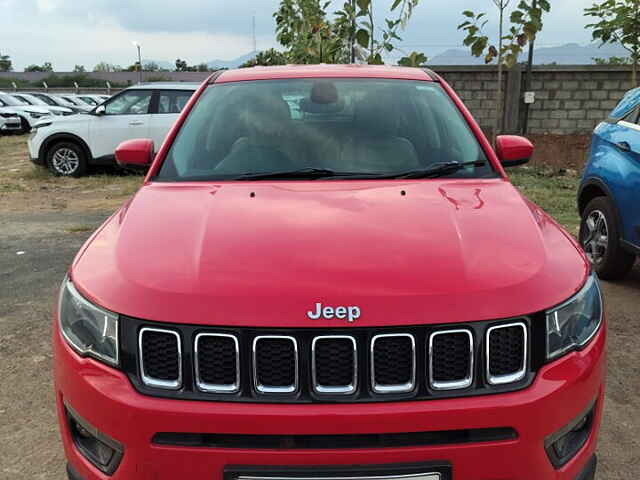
[32,94,57,106]
[0,93,22,106]
[157,90,193,114]
[157,79,491,181]
[105,90,152,115]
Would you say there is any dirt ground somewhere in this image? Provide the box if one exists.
[0,134,638,479]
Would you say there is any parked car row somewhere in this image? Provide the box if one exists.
[28,83,197,176]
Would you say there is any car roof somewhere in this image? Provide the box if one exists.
[215,64,435,84]
[128,82,199,90]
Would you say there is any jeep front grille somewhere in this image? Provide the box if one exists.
[132,318,534,403]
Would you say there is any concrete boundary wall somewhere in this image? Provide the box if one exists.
[1,65,636,135]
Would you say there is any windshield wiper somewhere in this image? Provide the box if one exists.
[230,167,357,181]
[350,160,487,180]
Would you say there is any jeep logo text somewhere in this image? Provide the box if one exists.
[307,302,361,322]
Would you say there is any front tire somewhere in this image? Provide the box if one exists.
[18,117,30,134]
[579,196,635,280]
[46,142,88,177]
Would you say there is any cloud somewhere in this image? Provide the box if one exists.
[2,0,605,71]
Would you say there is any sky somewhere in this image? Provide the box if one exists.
[1,0,599,71]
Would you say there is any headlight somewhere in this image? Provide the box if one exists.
[29,112,48,119]
[546,273,603,360]
[58,276,119,366]
[51,110,63,116]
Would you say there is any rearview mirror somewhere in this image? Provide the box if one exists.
[115,139,154,168]
[495,135,533,168]
[93,105,106,116]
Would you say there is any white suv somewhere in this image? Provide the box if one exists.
[28,83,197,176]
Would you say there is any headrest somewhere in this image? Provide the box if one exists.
[300,80,344,114]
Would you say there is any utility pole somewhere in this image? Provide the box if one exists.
[132,41,142,84]
[521,0,536,135]
[350,0,356,63]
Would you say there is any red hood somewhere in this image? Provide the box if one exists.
[72,179,589,327]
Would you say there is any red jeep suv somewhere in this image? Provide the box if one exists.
[54,66,605,480]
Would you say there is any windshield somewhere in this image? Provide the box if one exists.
[53,95,76,107]
[157,78,492,181]
[0,93,22,107]
[21,94,47,106]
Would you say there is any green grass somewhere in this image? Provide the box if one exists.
[509,167,581,236]
[65,225,94,233]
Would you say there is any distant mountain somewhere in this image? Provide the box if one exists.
[207,52,257,69]
[429,43,629,66]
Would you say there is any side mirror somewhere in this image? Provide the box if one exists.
[495,135,533,167]
[93,105,106,116]
[115,139,154,168]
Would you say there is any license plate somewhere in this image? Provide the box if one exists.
[226,463,451,480]
[237,474,442,480]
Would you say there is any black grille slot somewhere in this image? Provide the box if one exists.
[254,337,297,391]
[196,334,238,389]
[372,335,414,389]
[488,324,525,377]
[140,329,180,382]
[431,331,472,384]
[313,337,356,391]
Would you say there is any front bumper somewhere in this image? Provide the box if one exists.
[0,118,21,132]
[53,316,606,480]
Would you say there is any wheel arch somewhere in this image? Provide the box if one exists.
[39,133,93,165]
[578,177,624,239]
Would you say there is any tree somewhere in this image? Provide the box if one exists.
[143,61,160,72]
[175,58,189,71]
[73,64,86,72]
[93,62,122,72]
[398,51,428,67]
[24,62,54,72]
[0,52,12,72]
[585,0,640,85]
[593,56,632,65]
[239,48,289,67]
[458,0,551,138]
[273,0,426,65]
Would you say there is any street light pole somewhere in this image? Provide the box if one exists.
[133,41,142,84]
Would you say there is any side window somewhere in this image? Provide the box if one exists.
[105,90,152,115]
[157,90,193,114]
[36,95,56,106]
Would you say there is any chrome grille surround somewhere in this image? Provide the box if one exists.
[311,335,358,394]
[194,333,240,393]
[252,335,299,394]
[428,329,474,391]
[138,327,182,390]
[370,333,416,394]
[486,321,528,386]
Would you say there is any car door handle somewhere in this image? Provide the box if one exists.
[129,120,144,126]
[615,141,631,152]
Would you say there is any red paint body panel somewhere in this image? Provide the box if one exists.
[56,66,603,480]
[114,138,154,167]
[54,314,606,480]
[496,135,535,164]
[71,178,587,327]
[216,64,434,83]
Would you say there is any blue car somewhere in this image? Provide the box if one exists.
[578,87,640,279]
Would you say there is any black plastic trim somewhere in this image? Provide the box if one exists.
[544,398,597,469]
[575,455,597,480]
[621,239,640,255]
[154,427,516,450]
[65,402,124,476]
[224,462,452,480]
[120,314,544,404]
[501,157,530,168]
[66,463,85,480]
